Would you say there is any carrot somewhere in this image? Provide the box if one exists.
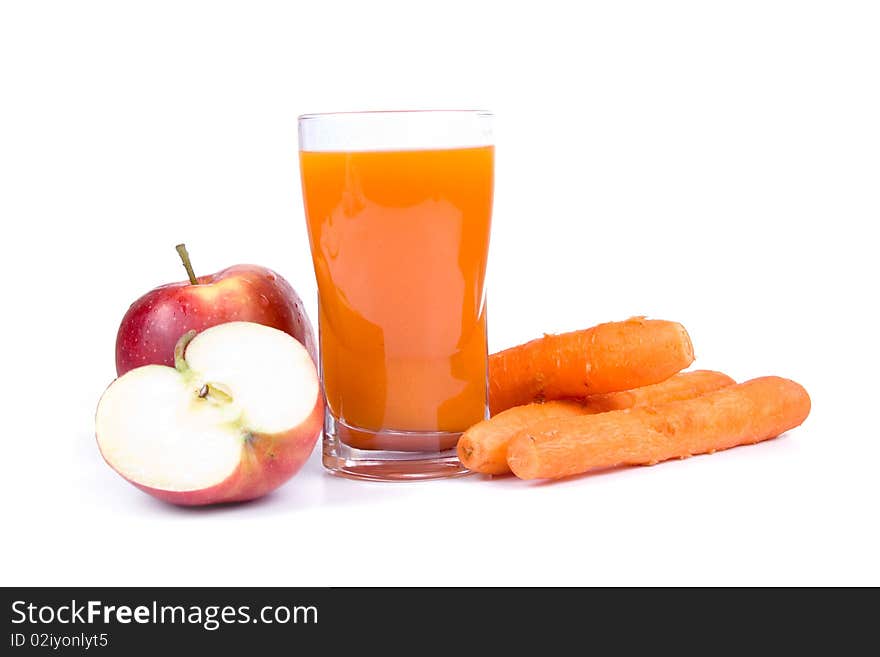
[506,376,811,480]
[458,370,734,475]
[488,317,694,415]
[579,369,735,413]
[459,401,587,475]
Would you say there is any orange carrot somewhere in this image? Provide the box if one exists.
[579,369,735,413]
[458,370,734,475]
[459,401,587,475]
[506,376,811,480]
[488,317,694,415]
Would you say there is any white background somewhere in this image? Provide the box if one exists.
[1,1,877,586]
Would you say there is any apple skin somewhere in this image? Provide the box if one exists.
[115,265,317,376]
[123,397,324,506]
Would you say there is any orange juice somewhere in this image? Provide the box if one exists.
[301,146,493,451]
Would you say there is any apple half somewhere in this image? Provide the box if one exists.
[96,321,323,505]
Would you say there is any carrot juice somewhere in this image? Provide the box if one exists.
[301,145,493,455]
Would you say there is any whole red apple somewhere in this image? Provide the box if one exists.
[116,245,316,375]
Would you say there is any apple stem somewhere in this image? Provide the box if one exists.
[175,243,199,285]
[174,330,198,373]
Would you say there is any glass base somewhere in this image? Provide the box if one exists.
[322,415,472,482]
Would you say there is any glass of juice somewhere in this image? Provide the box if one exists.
[299,110,494,480]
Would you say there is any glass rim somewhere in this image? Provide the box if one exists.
[298,109,493,122]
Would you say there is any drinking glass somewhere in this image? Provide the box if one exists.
[299,110,494,480]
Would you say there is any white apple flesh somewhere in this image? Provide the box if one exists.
[96,321,323,505]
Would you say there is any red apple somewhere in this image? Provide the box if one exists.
[96,322,323,505]
[115,244,316,375]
